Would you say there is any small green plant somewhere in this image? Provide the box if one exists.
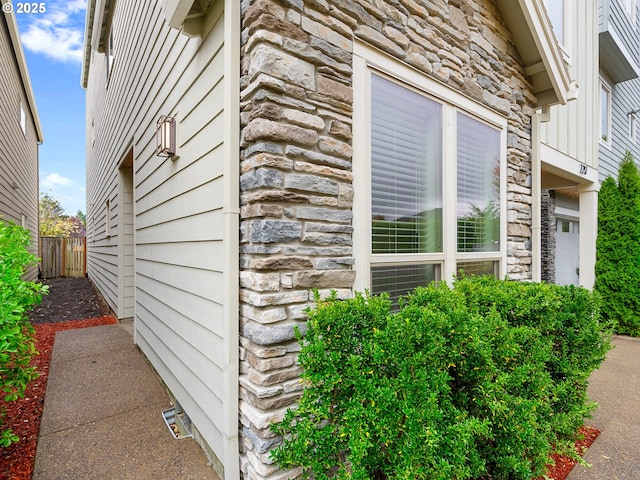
[0,220,48,447]
[271,278,610,480]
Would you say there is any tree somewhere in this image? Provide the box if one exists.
[39,193,84,237]
[595,151,640,336]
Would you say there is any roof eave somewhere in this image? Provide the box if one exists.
[3,1,44,142]
[496,0,574,108]
[80,0,97,89]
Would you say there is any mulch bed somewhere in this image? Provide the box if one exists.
[0,277,601,480]
[27,277,111,325]
[539,425,601,480]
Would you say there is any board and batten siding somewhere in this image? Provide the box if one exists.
[0,11,42,280]
[539,0,599,170]
[598,0,640,180]
[84,1,238,477]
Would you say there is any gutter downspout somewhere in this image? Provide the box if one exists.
[222,0,241,477]
[531,107,550,283]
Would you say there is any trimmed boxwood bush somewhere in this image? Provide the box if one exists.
[0,220,47,446]
[271,277,610,480]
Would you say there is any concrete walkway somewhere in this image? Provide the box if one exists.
[567,335,640,480]
[33,323,219,480]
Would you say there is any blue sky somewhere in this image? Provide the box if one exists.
[15,0,87,216]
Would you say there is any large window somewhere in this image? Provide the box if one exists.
[358,64,505,305]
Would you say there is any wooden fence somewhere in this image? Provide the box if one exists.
[40,237,86,279]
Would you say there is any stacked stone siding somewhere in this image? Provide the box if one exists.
[238,0,538,478]
[541,189,557,283]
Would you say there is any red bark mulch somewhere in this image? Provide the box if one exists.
[539,425,601,480]
[0,316,117,480]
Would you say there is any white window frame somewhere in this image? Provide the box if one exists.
[19,100,26,137]
[105,30,115,87]
[353,42,508,293]
[105,199,111,238]
[600,78,612,147]
[629,112,637,142]
[624,0,636,22]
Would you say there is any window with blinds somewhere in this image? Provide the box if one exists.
[366,71,504,305]
[371,75,443,255]
[456,112,501,253]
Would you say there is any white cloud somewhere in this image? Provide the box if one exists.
[41,172,73,189]
[19,0,87,63]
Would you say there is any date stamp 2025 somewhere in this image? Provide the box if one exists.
[3,2,47,14]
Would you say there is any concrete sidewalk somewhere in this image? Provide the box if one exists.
[33,323,219,480]
[567,335,640,480]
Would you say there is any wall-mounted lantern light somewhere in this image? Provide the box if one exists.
[156,115,176,157]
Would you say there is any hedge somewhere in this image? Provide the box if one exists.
[0,220,47,446]
[271,277,611,480]
[595,151,640,336]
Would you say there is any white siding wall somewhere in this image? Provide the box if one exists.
[541,0,599,169]
[85,0,232,473]
[599,0,640,179]
[0,14,40,280]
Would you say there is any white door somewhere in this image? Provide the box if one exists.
[555,218,580,286]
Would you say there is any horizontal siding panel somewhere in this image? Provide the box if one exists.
[137,272,224,338]
[136,258,223,303]
[136,179,225,229]
[136,288,223,367]
[136,240,225,272]
[135,210,224,244]
[135,306,224,413]
[134,120,225,204]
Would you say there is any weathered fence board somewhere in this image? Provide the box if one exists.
[40,237,86,279]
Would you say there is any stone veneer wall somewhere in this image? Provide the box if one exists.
[540,189,557,283]
[238,1,538,478]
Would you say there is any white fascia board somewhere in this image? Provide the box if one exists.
[91,0,107,52]
[3,1,44,142]
[162,0,194,30]
[81,0,97,88]
[497,0,574,107]
[519,0,573,105]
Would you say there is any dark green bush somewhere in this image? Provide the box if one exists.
[0,220,47,446]
[271,277,610,480]
[595,151,640,336]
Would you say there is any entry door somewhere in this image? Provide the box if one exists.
[555,218,579,286]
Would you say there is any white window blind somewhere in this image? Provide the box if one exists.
[371,75,443,255]
[457,112,500,253]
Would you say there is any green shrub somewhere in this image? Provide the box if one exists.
[0,220,48,447]
[271,278,610,480]
[595,151,640,336]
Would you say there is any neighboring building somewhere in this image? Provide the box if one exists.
[0,2,44,280]
[82,1,584,479]
[598,0,640,179]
